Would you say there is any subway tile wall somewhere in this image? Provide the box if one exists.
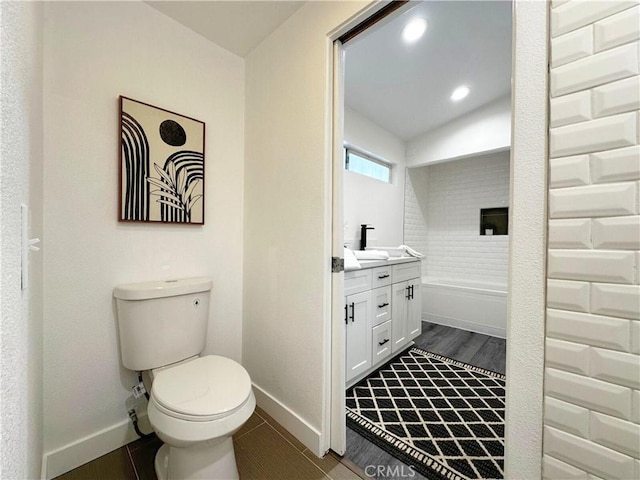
[544,2,640,478]
[404,167,429,269]
[404,152,510,284]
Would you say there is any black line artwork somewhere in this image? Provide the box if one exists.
[119,96,205,224]
[121,112,150,221]
[147,151,204,223]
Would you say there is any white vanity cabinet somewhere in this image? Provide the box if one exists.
[345,258,421,386]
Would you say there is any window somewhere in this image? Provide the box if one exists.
[480,207,509,235]
[344,147,391,183]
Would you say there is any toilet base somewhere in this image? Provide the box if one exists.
[154,437,239,480]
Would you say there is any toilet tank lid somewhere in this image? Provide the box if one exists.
[113,277,212,300]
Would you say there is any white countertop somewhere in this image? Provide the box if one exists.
[346,256,420,272]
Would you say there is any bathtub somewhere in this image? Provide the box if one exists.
[421,277,507,338]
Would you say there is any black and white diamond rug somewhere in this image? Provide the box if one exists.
[346,347,505,480]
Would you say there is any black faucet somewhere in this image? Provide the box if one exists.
[360,224,375,250]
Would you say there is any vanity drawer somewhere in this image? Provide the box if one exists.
[344,269,372,296]
[392,261,421,283]
[372,320,392,365]
[372,286,391,327]
[372,266,392,288]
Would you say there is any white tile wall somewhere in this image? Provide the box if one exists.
[549,154,590,187]
[590,145,640,184]
[551,26,593,69]
[547,279,590,312]
[592,216,640,250]
[543,454,589,480]
[545,3,640,477]
[591,283,640,319]
[549,112,637,157]
[593,5,640,52]
[548,218,592,249]
[544,426,636,479]
[404,152,510,284]
[546,338,590,375]
[549,181,637,218]
[547,249,636,284]
[403,168,429,271]
[550,43,639,98]
[547,308,631,351]
[545,395,590,437]
[592,76,640,118]
[550,92,592,128]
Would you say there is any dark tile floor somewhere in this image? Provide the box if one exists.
[55,406,364,480]
[54,323,504,480]
[344,322,507,480]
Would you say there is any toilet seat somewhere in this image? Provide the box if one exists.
[151,355,252,422]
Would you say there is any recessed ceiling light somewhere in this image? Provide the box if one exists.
[450,86,470,102]
[402,18,427,43]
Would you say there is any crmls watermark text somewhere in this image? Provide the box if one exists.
[364,464,416,478]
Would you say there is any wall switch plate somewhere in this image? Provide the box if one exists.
[21,204,40,290]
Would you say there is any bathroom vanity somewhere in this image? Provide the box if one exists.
[344,257,421,386]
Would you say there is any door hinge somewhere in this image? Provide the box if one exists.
[331,257,344,273]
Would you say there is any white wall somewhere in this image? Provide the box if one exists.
[543,2,640,478]
[406,95,511,167]
[42,2,245,476]
[244,0,369,455]
[0,2,44,479]
[343,107,406,248]
[409,151,511,285]
[504,1,548,477]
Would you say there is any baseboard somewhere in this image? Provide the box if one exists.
[423,315,506,339]
[42,412,151,479]
[251,382,323,457]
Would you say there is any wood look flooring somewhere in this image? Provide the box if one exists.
[344,322,507,480]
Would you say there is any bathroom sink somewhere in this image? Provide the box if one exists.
[365,246,405,258]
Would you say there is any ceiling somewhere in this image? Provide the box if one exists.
[147,1,305,58]
[147,1,512,142]
[345,1,513,141]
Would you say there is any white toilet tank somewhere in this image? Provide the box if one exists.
[114,277,213,371]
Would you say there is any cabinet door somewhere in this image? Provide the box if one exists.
[408,279,422,340]
[391,281,409,353]
[345,291,372,382]
[392,262,421,283]
[344,269,372,297]
[372,286,391,327]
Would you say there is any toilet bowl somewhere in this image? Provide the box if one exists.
[147,355,256,480]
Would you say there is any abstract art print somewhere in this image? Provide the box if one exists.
[119,96,205,224]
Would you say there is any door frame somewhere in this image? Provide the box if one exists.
[326,1,548,477]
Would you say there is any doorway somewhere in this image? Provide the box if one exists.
[331,2,546,478]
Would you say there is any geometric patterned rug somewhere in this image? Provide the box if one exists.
[346,347,505,480]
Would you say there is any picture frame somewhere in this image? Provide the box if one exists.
[119,96,206,225]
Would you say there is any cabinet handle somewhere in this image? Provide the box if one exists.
[344,304,348,324]
[378,302,389,308]
[378,338,390,346]
[410,285,414,299]
[349,302,355,322]
[406,285,411,299]
[377,274,390,279]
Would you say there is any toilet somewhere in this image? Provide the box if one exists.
[114,277,255,480]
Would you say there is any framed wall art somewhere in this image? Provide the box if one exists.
[119,96,205,224]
